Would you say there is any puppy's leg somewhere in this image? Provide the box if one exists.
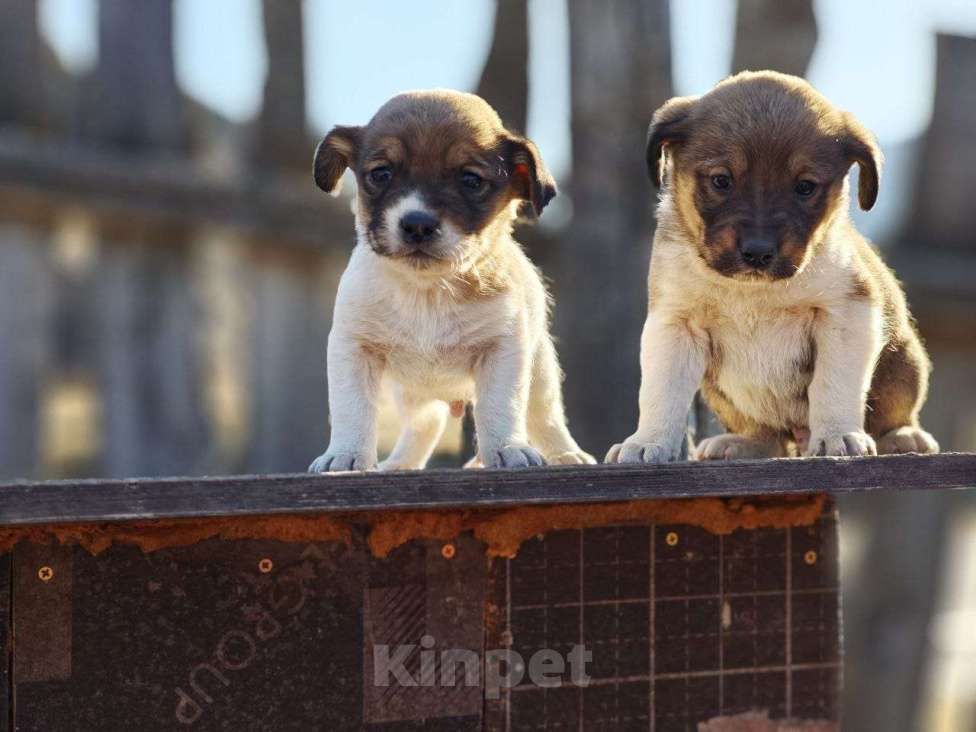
[695,433,788,460]
[805,302,882,457]
[308,333,384,472]
[526,335,595,464]
[606,312,708,464]
[474,336,545,469]
[867,335,939,454]
[378,391,449,470]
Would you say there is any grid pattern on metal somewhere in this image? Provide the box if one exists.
[486,509,840,731]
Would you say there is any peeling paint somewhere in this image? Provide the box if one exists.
[0,514,351,555]
[698,711,838,731]
[367,494,827,558]
[0,493,826,560]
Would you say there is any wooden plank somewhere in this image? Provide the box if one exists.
[557,0,671,454]
[0,453,973,527]
[244,256,332,475]
[839,491,950,732]
[93,240,210,478]
[732,0,817,77]
[0,224,53,480]
[253,0,309,170]
[0,130,353,252]
[0,0,42,129]
[80,0,184,151]
[475,0,528,133]
[906,34,976,251]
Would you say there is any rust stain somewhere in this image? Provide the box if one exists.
[698,711,838,731]
[0,494,825,561]
[367,494,827,559]
[0,514,351,556]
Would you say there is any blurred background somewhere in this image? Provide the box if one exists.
[0,0,973,729]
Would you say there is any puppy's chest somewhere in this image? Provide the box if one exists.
[706,305,816,427]
[364,297,511,383]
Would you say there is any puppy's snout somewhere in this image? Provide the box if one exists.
[738,236,777,270]
[399,211,441,246]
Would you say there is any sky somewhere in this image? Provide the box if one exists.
[35,0,976,230]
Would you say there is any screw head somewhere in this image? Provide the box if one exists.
[665,532,679,547]
[258,558,274,574]
[441,543,456,560]
[38,566,54,582]
[804,550,818,566]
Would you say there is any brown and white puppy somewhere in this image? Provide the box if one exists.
[606,71,938,464]
[308,90,593,472]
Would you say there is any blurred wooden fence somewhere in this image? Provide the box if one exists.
[0,0,353,479]
[2,1,976,730]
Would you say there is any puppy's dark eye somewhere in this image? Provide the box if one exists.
[461,171,484,190]
[368,167,392,186]
[711,174,732,191]
[795,180,817,197]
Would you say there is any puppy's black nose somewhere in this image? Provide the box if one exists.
[399,211,440,245]
[739,237,776,269]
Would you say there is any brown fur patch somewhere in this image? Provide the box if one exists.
[648,71,883,281]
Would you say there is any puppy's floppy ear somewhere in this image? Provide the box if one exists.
[505,135,557,218]
[313,125,363,195]
[646,95,697,187]
[841,114,883,211]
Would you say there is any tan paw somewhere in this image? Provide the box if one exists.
[547,450,597,465]
[694,434,783,461]
[876,426,939,455]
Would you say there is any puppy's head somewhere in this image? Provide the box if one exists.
[313,90,555,274]
[647,71,882,281]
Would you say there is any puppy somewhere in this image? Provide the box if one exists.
[308,90,594,472]
[606,71,938,464]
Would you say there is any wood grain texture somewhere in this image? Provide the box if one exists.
[0,453,973,527]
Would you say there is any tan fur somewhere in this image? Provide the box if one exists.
[607,72,938,464]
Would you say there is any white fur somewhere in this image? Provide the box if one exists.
[606,186,882,463]
[309,192,593,472]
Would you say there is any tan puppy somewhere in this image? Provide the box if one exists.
[607,71,938,463]
[308,90,593,472]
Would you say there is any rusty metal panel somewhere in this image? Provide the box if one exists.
[363,533,486,726]
[12,538,365,731]
[13,542,73,682]
[7,505,841,731]
[485,504,841,731]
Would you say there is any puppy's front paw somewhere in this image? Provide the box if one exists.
[481,444,546,469]
[695,434,783,461]
[546,450,597,465]
[604,434,683,464]
[876,426,940,455]
[308,449,376,473]
[805,430,876,458]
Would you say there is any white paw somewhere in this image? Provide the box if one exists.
[695,434,781,461]
[876,426,939,455]
[546,450,597,465]
[804,430,876,457]
[481,444,546,469]
[308,449,377,473]
[604,434,684,464]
